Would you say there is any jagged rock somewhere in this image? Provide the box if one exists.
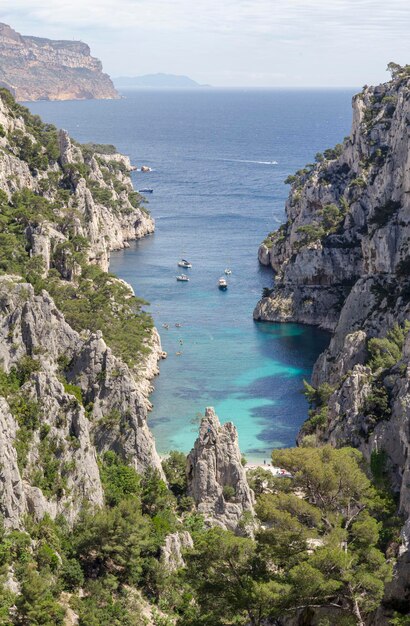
[0,398,26,527]
[68,330,163,476]
[258,243,271,266]
[160,531,194,571]
[0,277,163,525]
[0,278,79,370]
[187,408,255,532]
[26,222,67,275]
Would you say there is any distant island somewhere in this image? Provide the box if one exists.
[113,73,207,89]
[0,22,119,101]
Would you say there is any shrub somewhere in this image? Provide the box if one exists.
[370,200,401,227]
[100,451,141,507]
[222,485,236,501]
[162,451,188,498]
[367,322,410,372]
[62,382,83,405]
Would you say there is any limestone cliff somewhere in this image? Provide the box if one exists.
[0,89,161,529]
[187,407,255,532]
[0,23,119,101]
[255,66,410,614]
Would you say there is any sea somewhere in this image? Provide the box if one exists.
[28,88,356,461]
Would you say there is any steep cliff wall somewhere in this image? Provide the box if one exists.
[255,66,410,613]
[0,23,119,101]
[0,89,161,529]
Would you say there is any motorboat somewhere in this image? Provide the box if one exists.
[176,274,189,282]
[138,188,153,193]
[224,268,232,275]
[218,277,228,290]
[178,259,192,268]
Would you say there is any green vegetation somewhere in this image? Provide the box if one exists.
[176,446,392,626]
[37,265,154,367]
[370,200,401,228]
[296,201,348,247]
[81,142,117,156]
[367,322,410,372]
[387,62,410,79]
[301,380,335,435]
[0,88,60,169]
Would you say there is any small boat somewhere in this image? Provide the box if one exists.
[176,274,189,282]
[175,323,182,328]
[218,277,228,290]
[178,259,192,268]
[162,323,169,329]
[140,165,152,172]
[224,268,232,275]
[138,188,153,193]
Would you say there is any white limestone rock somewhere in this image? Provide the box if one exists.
[187,408,255,532]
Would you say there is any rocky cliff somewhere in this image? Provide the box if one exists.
[187,407,255,532]
[0,23,119,101]
[255,65,410,614]
[0,89,161,529]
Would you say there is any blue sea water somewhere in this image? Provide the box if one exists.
[28,88,355,460]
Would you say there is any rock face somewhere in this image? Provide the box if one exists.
[0,23,118,101]
[0,277,162,528]
[0,90,162,529]
[160,531,194,571]
[255,68,410,612]
[187,408,255,531]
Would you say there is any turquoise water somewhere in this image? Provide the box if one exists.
[28,89,354,460]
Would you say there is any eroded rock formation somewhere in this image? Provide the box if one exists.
[187,407,255,532]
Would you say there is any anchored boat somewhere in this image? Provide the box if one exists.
[224,268,232,275]
[176,274,189,282]
[178,259,192,268]
[218,277,228,290]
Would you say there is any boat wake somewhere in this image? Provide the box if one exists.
[216,158,278,165]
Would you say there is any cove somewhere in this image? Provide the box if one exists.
[28,88,355,459]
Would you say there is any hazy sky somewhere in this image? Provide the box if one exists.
[1,0,409,87]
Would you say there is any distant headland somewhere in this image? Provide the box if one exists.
[0,22,119,101]
[113,73,208,89]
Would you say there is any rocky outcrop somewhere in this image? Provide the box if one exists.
[57,130,154,271]
[187,408,255,532]
[0,22,118,101]
[256,67,410,614]
[160,531,194,571]
[0,92,154,272]
[0,278,163,528]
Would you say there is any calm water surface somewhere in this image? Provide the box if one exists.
[29,89,355,459]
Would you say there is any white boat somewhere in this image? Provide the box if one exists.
[176,274,189,282]
[224,268,232,275]
[218,277,228,290]
[178,259,192,268]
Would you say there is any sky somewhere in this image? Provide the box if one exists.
[0,0,410,87]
